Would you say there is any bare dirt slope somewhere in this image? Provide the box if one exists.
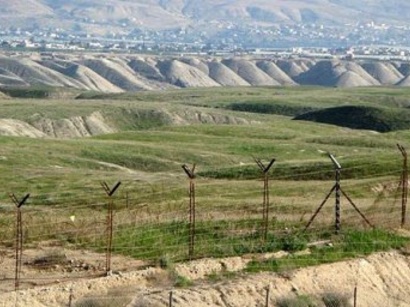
[207,60,250,86]
[157,59,220,88]
[221,58,280,86]
[1,250,410,306]
[39,60,124,93]
[362,62,404,85]
[256,60,297,86]
[295,60,380,87]
[0,53,409,91]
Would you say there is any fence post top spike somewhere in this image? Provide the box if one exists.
[182,164,195,179]
[328,153,342,170]
[397,144,407,156]
[264,158,276,173]
[101,181,109,193]
[109,181,121,196]
[254,157,265,171]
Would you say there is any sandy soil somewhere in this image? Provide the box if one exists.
[1,242,410,306]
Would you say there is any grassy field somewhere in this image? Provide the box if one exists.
[0,86,409,271]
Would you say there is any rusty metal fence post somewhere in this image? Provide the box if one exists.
[68,288,74,307]
[397,144,408,227]
[353,285,358,307]
[182,164,196,260]
[254,158,275,241]
[101,181,121,275]
[10,193,30,291]
[169,290,173,307]
[265,285,270,307]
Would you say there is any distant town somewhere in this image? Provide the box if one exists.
[1,20,410,61]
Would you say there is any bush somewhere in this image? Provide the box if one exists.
[277,294,319,307]
[322,292,352,307]
[280,235,308,252]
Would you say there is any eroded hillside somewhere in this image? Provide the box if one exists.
[0,54,410,92]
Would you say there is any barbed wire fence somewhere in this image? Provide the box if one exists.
[0,149,409,306]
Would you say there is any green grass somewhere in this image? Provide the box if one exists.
[246,229,409,273]
[74,86,410,109]
[0,86,408,275]
[0,85,81,99]
[80,219,308,262]
[295,105,410,132]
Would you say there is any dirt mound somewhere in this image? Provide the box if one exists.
[276,59,312,78]
[0,119,45,137]
[0,67,29,87]
[335,71,376,87]
[40,60,123,93]
[295,60,380,87]
[29,111,116,138]
[67,64,124,93]
[157,59,220,88]
[109,57,171,90]
[256,60,297,85]
[0,54,409,91]
[128,58,165,82]
[361,61,404,85]
[0,56,78,88]
[344,61,380,85]
[179,57,210,75]
[208,60,250,86]
[128,57,177,90]
[397,75,410,87]
[35,60,89,89]
[80,58,152,91]
[221,58,279,85]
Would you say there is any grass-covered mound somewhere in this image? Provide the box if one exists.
[294,105,410,132]
[226,102,318,117]
[0,85,80,99]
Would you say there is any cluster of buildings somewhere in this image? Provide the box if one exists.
[1,20,410,60]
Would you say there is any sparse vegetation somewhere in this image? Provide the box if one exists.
[276,294,319,307]
[246,229,409,273]
[30,249,67,269]
[74,294,132,307]
[322,292,352,307]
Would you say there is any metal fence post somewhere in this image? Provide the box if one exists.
[182,164,196,260]
[101,181,121,275]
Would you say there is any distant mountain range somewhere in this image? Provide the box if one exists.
[1,0,410,34]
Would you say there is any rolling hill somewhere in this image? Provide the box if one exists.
[1,54,410,91]
[1,0,410,34]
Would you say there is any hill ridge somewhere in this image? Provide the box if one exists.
[1,54,410,92]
